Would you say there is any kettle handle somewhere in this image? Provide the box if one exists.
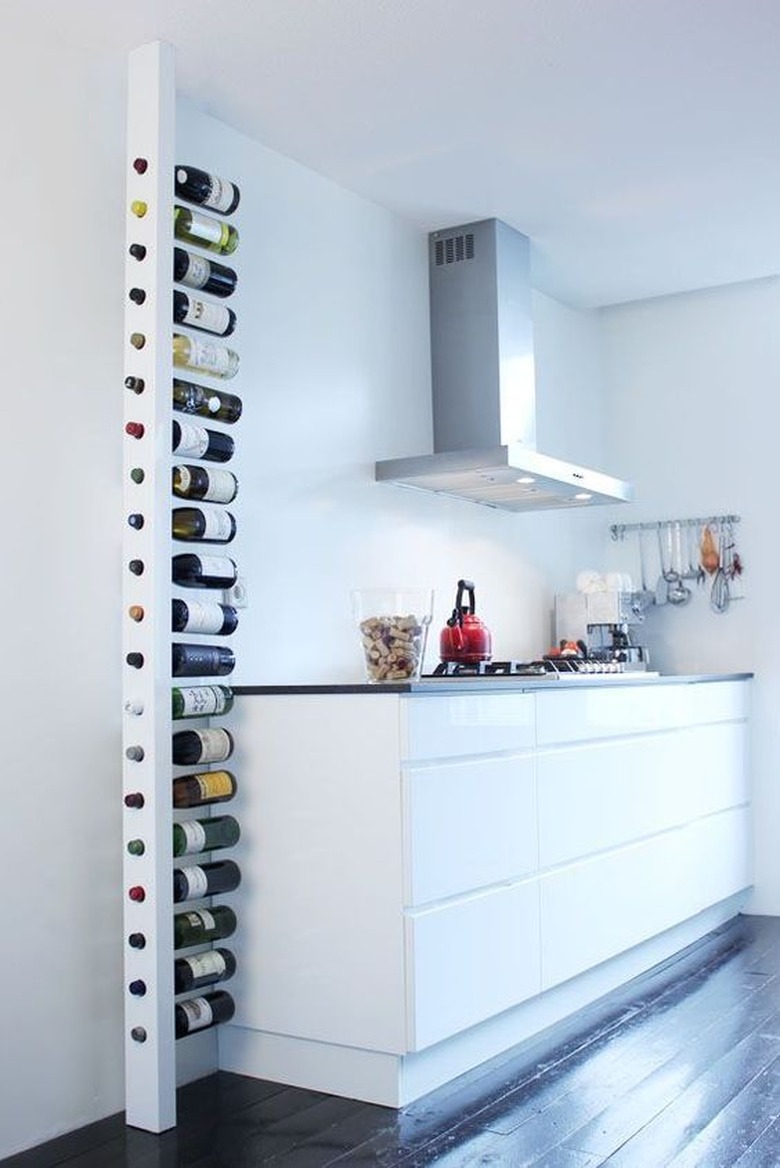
[455,578,476,615]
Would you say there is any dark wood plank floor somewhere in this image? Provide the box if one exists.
[8,913,780,1167]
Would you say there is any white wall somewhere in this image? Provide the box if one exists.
[1,42,613,1159]
[599,277,780,912]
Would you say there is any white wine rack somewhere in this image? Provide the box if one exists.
[122,41,245,1132]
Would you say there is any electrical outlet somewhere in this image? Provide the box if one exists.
[224,577,249,608]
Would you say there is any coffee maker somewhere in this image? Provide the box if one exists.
[554,592,651,670]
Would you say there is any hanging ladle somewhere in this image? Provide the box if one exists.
[666,522,692,606]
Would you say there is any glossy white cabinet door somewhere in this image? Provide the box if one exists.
[404,754,537,906]
[540,806,751,990]
[538,721,749,867]
[402,692,536,760]
[406,878,541,1050]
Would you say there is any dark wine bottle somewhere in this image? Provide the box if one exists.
[174,247,237,298]
[173,378,242,424]
[175,990,235,1038]
[174,905,237,949]
[172,553,238,590]
[173,464,238,503]
[174,206,238,255]
[172,419,234,463]
[173,334,239,380]
[172,599,238,636]
[172,506,236,544]
[173,814,240,857]
[172,728,234,767]
[172,685,234,720]
[171,643,236,677]
[175,166,241,215]
[173,770,237,809]
[173,290,236,337]
[173,859,241,903]
[174,947,237,993]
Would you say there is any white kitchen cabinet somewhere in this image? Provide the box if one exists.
[217,676,751,1107]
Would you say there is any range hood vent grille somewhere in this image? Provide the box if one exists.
[376,218,633,513]
[434,232,475,266]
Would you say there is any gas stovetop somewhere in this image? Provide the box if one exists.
[427,658,652,678]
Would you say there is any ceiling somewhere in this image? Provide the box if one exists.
[13,0,780,307]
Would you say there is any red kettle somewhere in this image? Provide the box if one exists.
[439,579,493,664]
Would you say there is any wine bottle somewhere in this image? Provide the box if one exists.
[174,947,237,994]
[175,166,241,215]
[173,859,241,902]
[172,598,238,636]
[172,419,234,463]
[173,290,236,337]
[172,685,234,720]
[172,554,237,589]
[174,905,237,949]
[174,206,238,256]
[173,814,240,857]
[173,465,238,504]
[175,990,235,1038]
[172,728,234,767]
[173,334,239,380]
[172,506,237,544]
[171,643,236,677]
[174,247,237,298]
[173,378,242,424]
[173,770,237,809]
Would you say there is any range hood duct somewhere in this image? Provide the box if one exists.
[376,219,633,512]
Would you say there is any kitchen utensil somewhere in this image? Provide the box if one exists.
[709,526,731,614]
[701,524,720,575]
[352,588,434,681]
[439,579,493,664]
[631,528,655,614]
[654,525,670,605]
[666,522,692,606]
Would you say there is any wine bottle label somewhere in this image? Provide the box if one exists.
[204,177,237,214]
[183,338,237,377]
[200,510,234,540]
[201,470,236,503]
[185,209,229,249]
[180,997,214,1032]
[179,252,211,290]
[183,908,216,931]
[192,729,232,761]
[184,951,227,980]
[178,686,229,716]
[179,821,208,854]
[174,420,209,457]
[194,772,234,800]
[181,602,227,634]
[194,555,234,580]
[180,295,232,335]
[180,865,209,898]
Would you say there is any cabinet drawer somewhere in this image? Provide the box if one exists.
[538,721,749,867]
[406,879,540,1051]
[540,806,752,990]
[402,693,535,761]
[536,680,749,746]
[404,754,537,906]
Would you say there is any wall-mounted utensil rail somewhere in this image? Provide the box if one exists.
[610,514,740,540]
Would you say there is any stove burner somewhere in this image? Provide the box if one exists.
[428,657,631,678]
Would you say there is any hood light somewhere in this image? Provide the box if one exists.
[574,492,593,501]
[515,476,536,485]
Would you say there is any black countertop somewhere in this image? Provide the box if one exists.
[233,673,753,697]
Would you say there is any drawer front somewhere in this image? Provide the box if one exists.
[536,680,749,746]
[540,806,752,990]
[404,754,537,906]
[538,721,749,867]
[406,879,541,1051]
[402,693,536,761]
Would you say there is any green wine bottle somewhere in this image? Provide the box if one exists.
[173,814,240,857]
[174,905,237,949]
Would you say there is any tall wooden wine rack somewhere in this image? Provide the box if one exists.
[121,41,246,1132]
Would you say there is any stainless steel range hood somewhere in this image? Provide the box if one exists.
[376,219,633,512]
